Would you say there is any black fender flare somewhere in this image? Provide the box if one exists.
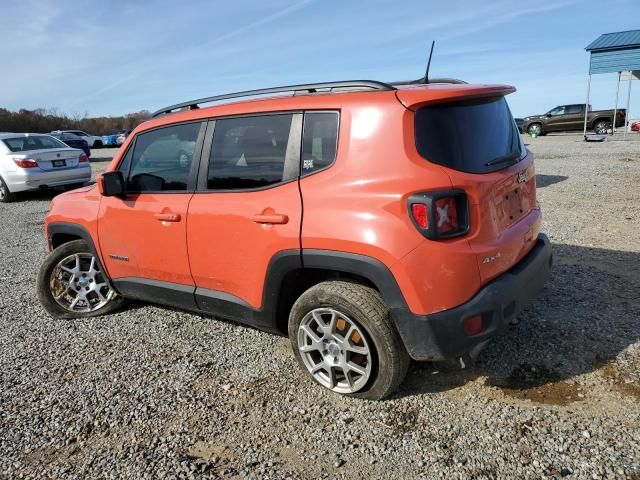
[47,222,110,278]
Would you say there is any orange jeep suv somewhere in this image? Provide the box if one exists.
[37,80,552,400]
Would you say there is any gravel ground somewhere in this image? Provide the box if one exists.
[0,134,639,479]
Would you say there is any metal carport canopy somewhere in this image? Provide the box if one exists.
[583,29,640,138]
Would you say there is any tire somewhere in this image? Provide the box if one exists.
[593,120,610,135]
[527,123,543,136]
[37,239,124,319]
[0,176,16,203]
[93,140,103,149]
[288,281,410,400]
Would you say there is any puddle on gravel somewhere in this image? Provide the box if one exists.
[486,364,584,406]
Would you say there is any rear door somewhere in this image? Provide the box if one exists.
[187,113,303,315]
[413,96,539,284]
[563,104,584,130]
[98,122,204,294]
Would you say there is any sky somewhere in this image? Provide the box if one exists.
[1,0,639,118]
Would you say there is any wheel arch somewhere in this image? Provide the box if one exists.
[269,250,409,335]
[47,222,109,278]
[590,116,612,128]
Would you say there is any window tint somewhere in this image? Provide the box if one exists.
[301,112,338,176]
[548,106,565,116]
[126,122,201,192]
[207,114,293,190]
[415,96,524,174]
[565,105,583,114]
[2,135,67,152]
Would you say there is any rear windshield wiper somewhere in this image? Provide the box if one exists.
[485,150,519,167]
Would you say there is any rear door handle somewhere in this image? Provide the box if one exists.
[251,213,289,224]
[154,212,181,222]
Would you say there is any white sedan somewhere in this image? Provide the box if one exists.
[52,129,104,148]
[0,133,91,202]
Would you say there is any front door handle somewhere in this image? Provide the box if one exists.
[251,213,289,224]
[154,212,181,222]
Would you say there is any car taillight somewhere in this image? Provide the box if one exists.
[79,154,88,163]
[13,158,38,168]
[408,190,469,240]
[410,203,428,229]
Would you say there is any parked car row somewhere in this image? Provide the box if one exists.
[51,130,104,148]
[0,133,91,202]
[102,129,132,147]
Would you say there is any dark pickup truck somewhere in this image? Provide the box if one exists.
[522,104,626,136]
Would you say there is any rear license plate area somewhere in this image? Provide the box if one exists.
[52,160,66,168]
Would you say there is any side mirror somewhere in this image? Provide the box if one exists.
[97,171,125,197]
[545,114,552,118]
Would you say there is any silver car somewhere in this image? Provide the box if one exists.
[0,133,91,202]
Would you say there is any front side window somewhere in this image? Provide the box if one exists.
[125,122,201,192]
[2,135,67,152]
[301,111,339,176]
[548,106,565,116]
[207,114,294,190]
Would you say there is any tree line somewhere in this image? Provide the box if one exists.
[0,108,151,136]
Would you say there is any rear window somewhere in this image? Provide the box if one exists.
[2,135,67,152]
[415,96,525,174]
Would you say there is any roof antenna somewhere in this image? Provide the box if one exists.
[423,40,435,84]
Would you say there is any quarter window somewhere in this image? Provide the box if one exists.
[207,114,294,190]
[301,112,339,176]
[125,122,201,192]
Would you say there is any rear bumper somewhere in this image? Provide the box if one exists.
[4,165,91,193]
[391,234,552,361]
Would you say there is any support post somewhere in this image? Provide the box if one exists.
[623,71,632,140]
[583,74,591,139]
[612,72,621,134]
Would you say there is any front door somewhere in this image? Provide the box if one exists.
[98,121,205,304]
[187,113,303,321]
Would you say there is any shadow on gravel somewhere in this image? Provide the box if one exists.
[536,174,568,188]
[11,188,68,202]
[398,243,640,404]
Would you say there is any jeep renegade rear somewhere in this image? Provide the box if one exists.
[37,80,552,400]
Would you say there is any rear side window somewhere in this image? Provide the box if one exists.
[125,122,201,192]
[301,111,339,176]
[2,135,67,152]
[415,96,524,174]
[207,114,294,190]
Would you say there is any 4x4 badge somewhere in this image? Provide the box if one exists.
[517,170,528,183]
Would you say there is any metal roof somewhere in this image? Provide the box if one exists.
[585,29,640,51]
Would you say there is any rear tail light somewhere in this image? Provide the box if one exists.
[13,158,38,169]
[410,203,428,229]
[408,190,469,240]
[79,154,89,163]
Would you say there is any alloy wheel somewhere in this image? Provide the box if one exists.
[49,253,114,313]
[297,308,373,393]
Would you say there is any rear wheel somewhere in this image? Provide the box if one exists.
[593,120,610,134]
[0,177,16,203]
[288,281,409,400]
[37,240,124,319]
[93,140,103,148]
[527,123,543,136]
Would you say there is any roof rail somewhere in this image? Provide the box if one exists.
[391,77,468,85]
[151,80,395,118]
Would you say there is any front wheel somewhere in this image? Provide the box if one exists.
[288,281,410,400]
[37,240,124,319]
[593,120,610,135]
[527,123,543,136]
[93,140,103,149]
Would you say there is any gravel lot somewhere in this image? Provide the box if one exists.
[1,135,639,479]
